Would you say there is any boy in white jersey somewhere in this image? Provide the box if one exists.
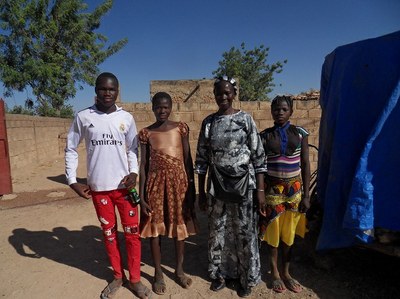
[65,72,152,299]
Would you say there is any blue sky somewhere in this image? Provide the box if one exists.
[3,0,400,112]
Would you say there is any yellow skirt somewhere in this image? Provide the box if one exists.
[260,211,307,247]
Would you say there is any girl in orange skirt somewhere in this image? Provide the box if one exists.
[139,92,198,295]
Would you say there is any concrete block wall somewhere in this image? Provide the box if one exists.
[5,114,73,171]
[122,96,321,173]
[150,79,220,103]
[5,93,320,179]
[147,80,320,172]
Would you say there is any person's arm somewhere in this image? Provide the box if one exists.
[138,141,152,216]
[256,172,266,217]
[300,136,311,213]
[247,115,268,216]
[121,115,139,190]
[182,124,196,216]
[65,115,91,199]
[139,142,148,202]
[197,173,207,212]
[194,118,210,212]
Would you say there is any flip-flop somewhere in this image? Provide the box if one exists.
[283,278,302,293]
[152,276,166,295]
[174,273,193,289]
[100,278,123,299]
[128,281,153,299]
[272,279,286,293]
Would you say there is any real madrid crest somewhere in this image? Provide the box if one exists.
[119,123,125,132]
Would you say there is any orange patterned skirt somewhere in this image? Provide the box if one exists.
[140,149,198,240]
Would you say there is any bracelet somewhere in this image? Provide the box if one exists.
[256,189,265,192]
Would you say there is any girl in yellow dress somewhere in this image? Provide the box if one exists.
[259,95,310,293]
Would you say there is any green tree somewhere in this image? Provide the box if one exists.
[0,0,127,117]
[213,42,287,101]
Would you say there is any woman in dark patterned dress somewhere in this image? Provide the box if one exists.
[139,92,198,295]
[195,76,267,298]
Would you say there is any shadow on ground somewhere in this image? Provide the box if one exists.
[46,175,87,185]
[8,225,113,281]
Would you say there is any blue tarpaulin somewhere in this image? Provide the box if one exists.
[317,31,400,251]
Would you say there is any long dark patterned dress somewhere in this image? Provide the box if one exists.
[195,111,267,288]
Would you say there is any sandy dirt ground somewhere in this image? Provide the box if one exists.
[1,159,400,299]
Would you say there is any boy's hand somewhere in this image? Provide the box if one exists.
[121,173,137,190]
[70,183,91,199]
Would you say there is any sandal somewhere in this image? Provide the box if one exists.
[174,273,193,289]
[283,278,302,293]
[128,281,153,299]
[272,279,286,293]
[238,286,252,298]
[210,278,225,292]
[100,278,123,299]
[152,276,166,295]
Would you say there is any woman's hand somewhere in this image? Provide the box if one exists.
[256,189,267,217]
[255,174,266,216]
